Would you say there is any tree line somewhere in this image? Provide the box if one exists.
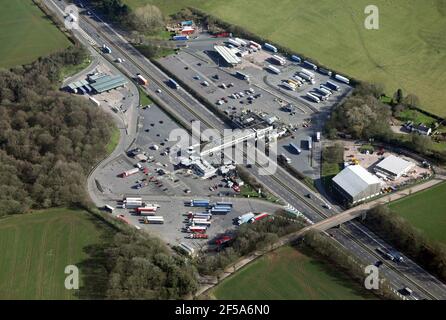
[0,45,115,216]
[196,210,306,276]
[301,229,398,300]
[363,205,446,283]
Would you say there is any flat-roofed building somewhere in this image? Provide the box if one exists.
[214,45,241,66]
[374,155,415,180]
[90,75,128,93]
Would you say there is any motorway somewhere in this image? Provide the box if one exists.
[47,0,446,299]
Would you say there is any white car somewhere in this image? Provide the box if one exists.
[156,89,162,93]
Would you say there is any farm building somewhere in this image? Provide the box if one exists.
[374,155,415,180]
[214,45,241,66]
[332,165,382,204]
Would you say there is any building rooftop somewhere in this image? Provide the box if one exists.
[214,45,241,65]
[333,165,382,198]
[375,155,414,176]
[90,75,128,93]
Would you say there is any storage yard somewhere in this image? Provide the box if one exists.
[330,140,433,205]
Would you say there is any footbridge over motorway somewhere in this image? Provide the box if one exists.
[293,207,366,238]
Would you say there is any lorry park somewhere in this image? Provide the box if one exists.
[103,195,280,253]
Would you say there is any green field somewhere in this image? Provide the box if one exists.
[0,208,109,299]
[124,0,446,116]
[389,182,446,245]
[211,246,375,300]
[0,0,71,69]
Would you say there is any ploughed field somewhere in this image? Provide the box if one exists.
[125,0,446,116]
[0,208,108,299]
[0,0,70,68]
[210,246,375,300]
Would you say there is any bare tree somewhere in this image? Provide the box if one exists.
[131,4,164,34]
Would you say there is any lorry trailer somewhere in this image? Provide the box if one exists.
[121,168,140,177]
[187,226,207,233]
[306,92,321,103]
[136,74,148,85]
[168,78,180,89]
[188,233,208,239]
[249,40,261,49]
[227,38,241,47]
[143,216,164,224]
[318,68,332,76]
[215,202,233,208]
[188,199,210,207]
[335,74,350,84]
[291,55,302,63]
[263,43,278,53]
[300,68,315,78]
[234,37,247,46]
[250,212,270,223]
[237,212,255,225]
[266,65,281,74]
[272,55,286,65]
[173,35,189,41]
[282,82,296,91]
[289,143,302,154]
[235,71,250,80]
[326,81,340,91]
[320,84,333,93]
[303,60,317,70]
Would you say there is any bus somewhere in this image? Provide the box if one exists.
[289,143,301,154]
